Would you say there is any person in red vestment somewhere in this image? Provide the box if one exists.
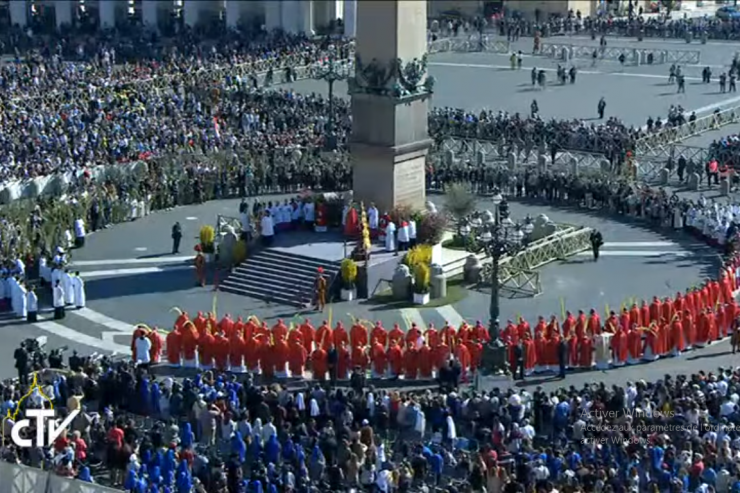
[611,327,628,366]
[696,310,710,346]
[206,313,218,333]
[213,332,229,371]
[502,320,517,342]
[166,329,182,366]
[351,343,368,372]
[289,339,308,377]
[388,324,404,347]
[521,332,537,375]
[578,333,593,369]
[344,205,359,237]
[370,339,387,377]
[707,310,719,341]
[425,323,439,349]
[174,310,190,332]
[350,322,368,348]
[246,336,262,372]
[299,319,315,353]
[388,342,404,376]
[682,310,695,349]
[674,292,684,315]
[378,213,390,242]
[710,280,721,307]
[333,322,349,349]
[717,304,729,338]
[649,297,662,324]
[639,301,650,330]
[629,304,641,329]
[244,317,258,341]
[260,341,275,378]
[193,311,207,335]
[514,318,528,341]
[587,309,602,336]
[454,343,471,382]
[288,326,303,347]
[337,342,351,380]
[604,311,619,333]
[371,322,388,348]
[404,347,418,379]
[419,343,434,377]
[546,316,560,339]
[466,339,483,372]
[721,274,734,304]
[670,316,685,356]
[567,333,579,368]
[619,309,630,332]
[534,331,547,372]
[562,312,576,339]
[218,314,235,337]
[198,330,216,368]
[315,321,333,351]
[406,323,422,349]
[229,330,247,371]
[147,328,164,364]
[440,322,457,348]
[547,329,561,368]
[534,316,547,338]
[311,345,328,381]
[627,325,643,364]
[272,319,288,343]
[642,324,659,361]
[180,321,198,366]
[662,297,675,325]
[274,337,289,376]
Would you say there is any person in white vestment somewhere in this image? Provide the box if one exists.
[74,218,86,248]
[53,280,65,320]
[26,287,38,323]
[9,277,18,316]
[39,257,51,285]
[135,333,152,368]
[261,211,275,246]
[385,221,397,253]
[304,201,315,228]
[72,272,86,309]
[17,283,27,319]
[62,270,74,305]
[408,219,417,248]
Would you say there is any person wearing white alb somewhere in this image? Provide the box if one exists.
[26,286,38,323]
[261,211,275,246]
[71,272,86,309]
[135,334,152,367]
[62,270,74,306]
[261,418,277,443]
[53,280,65,320]
[73,218,86,248]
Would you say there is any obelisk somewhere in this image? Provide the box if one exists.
[349,0,434,213]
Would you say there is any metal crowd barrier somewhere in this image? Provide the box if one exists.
[428,35,510,54]
[0,461,122,493]
[432,135,608,174]
[540,43,701,66]
[635,105,740,155]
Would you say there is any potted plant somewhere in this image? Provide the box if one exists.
[412,262,431,305]
[199,225,216,262]
[417,212,449,265]
[340,258,358,301]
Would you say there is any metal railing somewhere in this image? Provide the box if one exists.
[635,105,740,155]
[428,35,510,54]
[539,43,701,66]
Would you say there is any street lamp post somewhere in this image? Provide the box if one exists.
[461,192,534,374]
[309,45,352,150]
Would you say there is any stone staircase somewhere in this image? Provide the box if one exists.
[219,249,341,307]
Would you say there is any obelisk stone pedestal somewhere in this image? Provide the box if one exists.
[350,0,433,213]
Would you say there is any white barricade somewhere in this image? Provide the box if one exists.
[0,462,49,493]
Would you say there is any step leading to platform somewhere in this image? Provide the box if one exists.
[219,249,341,307]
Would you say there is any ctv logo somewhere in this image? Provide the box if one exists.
[2,374,79,448]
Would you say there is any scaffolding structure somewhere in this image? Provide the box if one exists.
[480,225,593,297]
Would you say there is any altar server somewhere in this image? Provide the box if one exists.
[62,270,74,305]
[26,287,38,323]
[72,272,86,309]
[53,280,65,320]
[385,220,397,253]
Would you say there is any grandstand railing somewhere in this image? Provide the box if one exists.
[635,105,740,155]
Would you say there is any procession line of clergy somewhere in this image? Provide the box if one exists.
[136,309,492,380]
[504,254,740,376]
